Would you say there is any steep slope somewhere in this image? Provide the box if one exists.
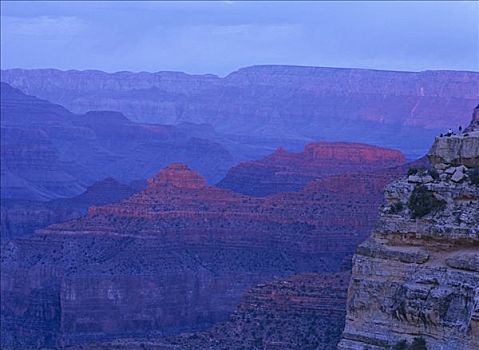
[3,66,478,158]
[0,177,143,241]
[1,163,382,349]
[338,111,479,349]
[217,142,406,196]
[0,82,233,200]
[70,272,350,350]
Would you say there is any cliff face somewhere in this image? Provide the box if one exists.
[338,115,479,349]
[3,66,478,158]
[70,272,350,350]
[465,105,479,132]
[217,142,406,196]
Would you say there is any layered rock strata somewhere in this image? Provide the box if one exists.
[0,82,233,200]
[0,177,143,240]
[338,112,479,349]
[218,142,406,196]
[1,164,374,349]
[68,272,350,350]
[3,66,479,158]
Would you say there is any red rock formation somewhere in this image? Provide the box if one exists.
[217,142,406,196]
[2,159,424,348]
[147,163,207,190]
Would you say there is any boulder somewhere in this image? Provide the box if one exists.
[451,169,465,183]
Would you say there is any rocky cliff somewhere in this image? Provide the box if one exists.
[3,66,478,158]
[1,164,372,349]
[338,111,479,349]
[218,142,406,196]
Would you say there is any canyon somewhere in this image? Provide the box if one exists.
[1,177,144,240]
[338,108,479,349]
[69,272,350,350]
[3,66,479,159]
[1,82,233,201]
[1,157,401,349]
[1,66,477,350]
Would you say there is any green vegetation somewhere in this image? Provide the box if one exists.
[410,337,427,350]
[393,340,408,350]
[408,185,446,219]
[394,337,427,350]
[389,202,404,214]
[468,167,479,186]
[426,168,439,180]
[407,167,418,176]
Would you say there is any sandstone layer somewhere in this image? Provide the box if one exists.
[338,114,479,350]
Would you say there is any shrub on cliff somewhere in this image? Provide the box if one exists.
[427,168,439,180]
[394,337,427,350]
[389,202,404,214]
[394,340,408,350]
[408,185,446,219]
[407,167,418,176]
[468,168,479,186]
[410,337,427,350]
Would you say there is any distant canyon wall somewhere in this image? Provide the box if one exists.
[3,65,479,158]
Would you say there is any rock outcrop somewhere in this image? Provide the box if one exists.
[3,66,478,159]
[465,104,479,132]
[427,106,479,167]
[217,142,406,196]
[338,111,479,350]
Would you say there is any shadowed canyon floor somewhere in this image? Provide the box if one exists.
[1,177,145,240]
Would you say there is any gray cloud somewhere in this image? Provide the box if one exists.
[1,1,478,75]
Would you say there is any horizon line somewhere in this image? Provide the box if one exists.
[2,64,479,77]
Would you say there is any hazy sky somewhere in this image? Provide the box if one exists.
[1,1,478,75]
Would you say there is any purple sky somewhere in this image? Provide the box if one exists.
[1,1,478,75]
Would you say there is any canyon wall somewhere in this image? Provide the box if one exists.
[3,66,479,158]
[0,82,233,200]
[338,114,479,349]
[70,272,350,350]
[0,177,143,240]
